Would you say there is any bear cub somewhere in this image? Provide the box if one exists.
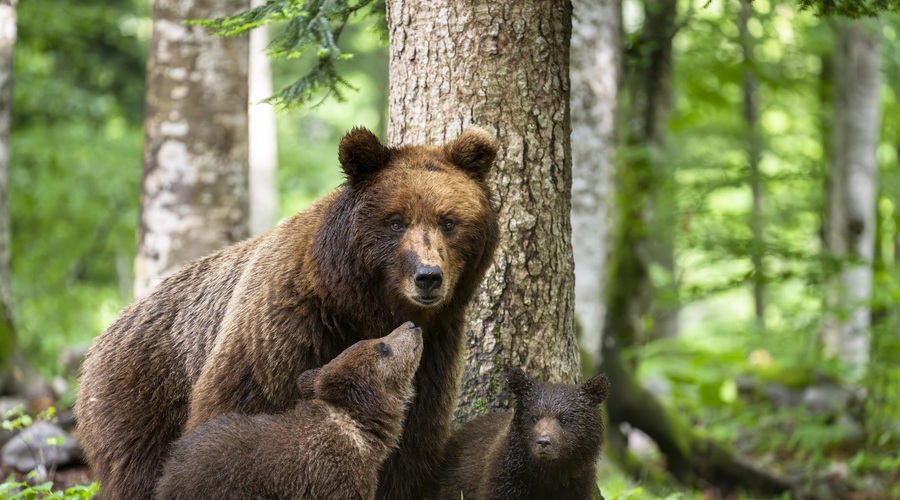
[155,322,423,500]
[439,367,611,500]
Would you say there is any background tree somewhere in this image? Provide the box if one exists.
[248,0,278,236]
[571,0,620,367]
[821,18,881,379]
[134,0,251,298]
[386,0,582,419]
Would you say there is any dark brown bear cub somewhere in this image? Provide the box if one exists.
[76,127,499,500]
[439,368,611,500]
[155,322,423,500]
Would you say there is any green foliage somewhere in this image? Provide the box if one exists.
[796,0,900,18]
[0,480,99,500]
[194,0,386,109]
[1,408,99,498]
[10,0,147,377]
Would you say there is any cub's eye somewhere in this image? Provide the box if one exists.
[558,414,569,425]
[389,219,406,233]
[530,416,538,424]
[439,218,457,233]
[377,342,392,357]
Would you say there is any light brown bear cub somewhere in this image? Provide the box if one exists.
[439,368,611,500]
[154,322,423,500]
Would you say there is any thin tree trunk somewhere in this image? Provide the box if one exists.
[134,0,251,299]
[571,0,620,367]
[821,19,881,379]
[740,0,765,328]
[386,0,580,421]
[248,0,278,236]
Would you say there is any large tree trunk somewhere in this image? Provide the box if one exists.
[134,0,251,299]
[386,0,580,420]
[248,0,278,236]
[571,0,620,367]
[821,19,881,380]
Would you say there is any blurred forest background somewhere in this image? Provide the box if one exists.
[0,0,899,498]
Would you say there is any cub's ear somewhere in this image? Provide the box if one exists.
[581,372,611,405]
[296,368,321,400]
[506,366,537,399]
[444,127,499,182]
[339,127,393,185]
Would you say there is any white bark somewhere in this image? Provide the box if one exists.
[570,0,620,367]
[134,0,251,299]
[822,19,881,379]
[248,0,278,235]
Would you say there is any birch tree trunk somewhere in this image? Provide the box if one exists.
[134,0,250,299]
[248,0,278,236]
[571,0,620,367]
[821,19,881,379]
[386,0,580,420]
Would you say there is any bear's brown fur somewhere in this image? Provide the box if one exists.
[154,322,423,500]
[75,127,499,499]
[438,368,611,500]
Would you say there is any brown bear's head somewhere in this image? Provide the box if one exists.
[506,367,611,467]
[337,127,500,317]
[314,321,424,412]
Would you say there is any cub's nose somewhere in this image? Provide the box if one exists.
[414,266,443,291]
[536,436,552,448]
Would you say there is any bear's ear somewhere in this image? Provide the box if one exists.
[506,366,536,399]
[581,372,611,405]
[296,368,321,400]
[339,127,392,185]
[444,127,499,182]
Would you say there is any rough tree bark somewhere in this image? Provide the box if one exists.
[821,19,881,380]
[386,0,581,420]
[571,0,620,367]
[134,0,250,299]
[248,0,278,236]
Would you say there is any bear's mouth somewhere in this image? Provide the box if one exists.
[413,295,442,306]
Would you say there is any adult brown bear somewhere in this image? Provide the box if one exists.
[75,127,499,499]
[155,322,423,500]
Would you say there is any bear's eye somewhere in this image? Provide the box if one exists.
[389,219,406,233]
[558,414,569,425]
[377,342,392,357]
[439,218,457,233]
[530,415,538,424]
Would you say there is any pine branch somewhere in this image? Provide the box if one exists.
[190,0,386,109]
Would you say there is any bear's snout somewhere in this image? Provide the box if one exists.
[414,266,444,292]
[531,418,562,459]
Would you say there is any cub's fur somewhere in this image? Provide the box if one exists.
[155,322,423,500]
[439,368,611,500]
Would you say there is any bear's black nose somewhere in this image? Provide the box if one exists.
[414,266,443,291]
[536,436,552,448]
